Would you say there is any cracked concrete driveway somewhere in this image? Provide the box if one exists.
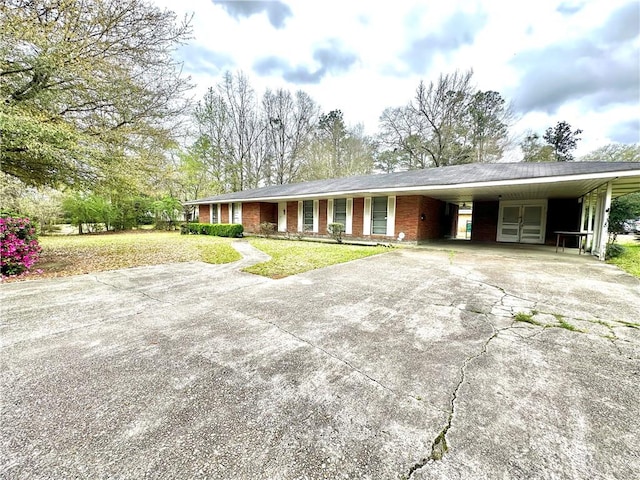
[1,243,639,479]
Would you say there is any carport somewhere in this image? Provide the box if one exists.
[407,163,640,259]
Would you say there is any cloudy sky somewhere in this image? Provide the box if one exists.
[153,0,639,159]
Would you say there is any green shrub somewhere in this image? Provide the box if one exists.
[605,243,625,260]
[258,222,277,237]
[155,220,174,231]
[328,222,345,243]
[180,223,243,238]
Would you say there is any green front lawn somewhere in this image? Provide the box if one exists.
[608,243,640,278]
[16,232,390,282]
[32,231,240,279]
[244,238,389,278]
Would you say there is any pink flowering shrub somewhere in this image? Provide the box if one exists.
[0,215,42,277]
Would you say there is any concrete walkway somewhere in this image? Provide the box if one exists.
[1,247,638,479]
[230,239,271,268]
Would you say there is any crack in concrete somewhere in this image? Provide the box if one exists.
[509,308,636,354]
[403,268,539,477]
[457,267,538,309]
[407,321,503,478]
[92,275,176,306]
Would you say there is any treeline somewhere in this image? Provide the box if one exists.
[61,194,184,234]
[174,69,514,200]
[183,71,375,194]
[0,175,186,234]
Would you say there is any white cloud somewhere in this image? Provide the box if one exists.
[153,0,640,156]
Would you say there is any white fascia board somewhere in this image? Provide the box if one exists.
[183,170,639,205]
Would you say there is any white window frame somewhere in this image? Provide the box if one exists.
[210,204,220,224]
[297,200,317,233]
[229,202,242,225]
[370,196,389,236]
[298,200,318,233]
[329,198,349,233]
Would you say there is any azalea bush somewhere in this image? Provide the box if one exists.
[0,215,42,277]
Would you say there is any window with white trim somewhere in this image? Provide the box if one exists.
[333,198,347,226]
[303,200,313,231]
[211,204,218,223]
[371,196,388,235]
[231,203,242,224]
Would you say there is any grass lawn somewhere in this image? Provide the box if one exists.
[19,231,241,281]
[7,231,390,282]
[608,243,640,278]
[244,238,389,278]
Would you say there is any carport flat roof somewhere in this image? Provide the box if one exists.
[186,162,640,205]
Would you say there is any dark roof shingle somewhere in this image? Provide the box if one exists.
[188,162,640,203]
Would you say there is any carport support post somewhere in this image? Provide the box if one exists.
[579,195,587,251]
[595,181,613,261]
[586,192,595,250]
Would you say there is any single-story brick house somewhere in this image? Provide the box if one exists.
[185,162,640,260]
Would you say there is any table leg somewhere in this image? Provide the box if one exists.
[556,234,560,253]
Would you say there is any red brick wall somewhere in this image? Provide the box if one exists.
[198,204,210,224]
[471,201,499,242]
[242,202,261,232]
[221,204,230,223]
[260,203,278,224]
[319,200,328,234]
[351,197,364,237]
[395,196,421,241]
[394,196,450,241]
[238,202,278,233]
[421,196,448,240]
[287,201,298,232]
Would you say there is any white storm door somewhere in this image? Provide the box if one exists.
[278,202,287,232]
[497,204,522,243]
[520,204,546,244]
[497,201,547,244]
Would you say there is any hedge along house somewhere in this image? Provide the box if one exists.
[185,162,640,260]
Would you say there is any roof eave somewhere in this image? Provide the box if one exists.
[185,168,640,205]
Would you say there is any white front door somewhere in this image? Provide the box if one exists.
[497,205,521,242]
[497,200,547,244]
[278,202,287,232]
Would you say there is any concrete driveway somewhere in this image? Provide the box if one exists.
[1,243,639,479]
